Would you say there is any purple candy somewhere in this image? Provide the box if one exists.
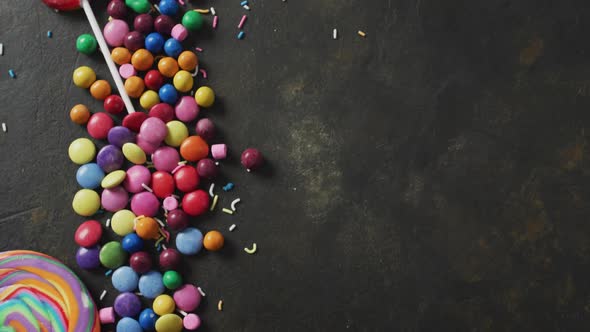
[140,117,167,144]
[152,146,180,172]
[166,209,188,231]
[107,0,127,19]
[136,134,161,155]
[114,292,142,317]
[124,165,151,193]
[101,186,129,212]
[76,246,101,269]
[154,15,175,36]
[131,192,160,217]
[195,118,215,141]
[134,14,154,34]
[124,31,145,52]
[97,145,124,173]
[196,158,218,179]
[108,126,136,147]
[241,148,264,171]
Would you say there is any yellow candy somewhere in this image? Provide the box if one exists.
[72,189,100,216]
[140,90,160,110]
[101,170,126,189]
[172,70,193,93]
[72,66,97,89]
[164,121,189,147]
[155,314,182,332]
[68,138,96,164]
[111,209,136,236]
[122,143,147,164]
[194,86,215,108]
[153,294,175,315]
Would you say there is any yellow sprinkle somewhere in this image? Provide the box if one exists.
[244,243,257,254]
[217,300,223,311]
[210,195,219,211]
[222,208,234,215]
[195,8,210,14]
[357,30,366,37]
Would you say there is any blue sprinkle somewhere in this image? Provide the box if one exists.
[240,0,248,5]
[8,70,15,79]
[105,269,113,276]
[223,183,235,191]
[237,31,245,40]
[47,30,53,38]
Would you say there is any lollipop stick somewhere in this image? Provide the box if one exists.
[80,0,136,113]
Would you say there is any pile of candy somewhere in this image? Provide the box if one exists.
[67,1,264,331]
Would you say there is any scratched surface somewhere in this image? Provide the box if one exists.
[2,0,590,330]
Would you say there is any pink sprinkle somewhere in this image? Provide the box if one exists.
[195,47,203,52]
[199,69,207,79]
[177,0,185,5]
[213,15,219,29]
[171,164,185,174]
[238,15,247,29]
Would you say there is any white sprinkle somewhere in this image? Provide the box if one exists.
[244,243,257,254]
[218,300,223,311]
[229,224,236,232]
[215,161,219,165]
[162,244,167,250]
[191,65,199,77]
[153,4,161,13]
[106,218,111,227]
[197,287,206,297]
[209,183,215,197]
[141,183,153,193]
[230,198,241,211]
[333,28,337,39]
[178,310,188,317]
[0,43,3,56]
[210,7,216,15]
[1,123,6,132]
[100,290,107,300]
[243,4,250,10]
[155,218,165,227]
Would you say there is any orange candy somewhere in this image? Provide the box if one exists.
[135,216,160,240]
[125,76,145,98]
[203,230,224,251]
[158,57,179,78]
[89,80,112,100]
[177,51,198,71]
[131,49,154,71]
[179,136,209,162]
[111,47,132,65]
[70,104,91,125]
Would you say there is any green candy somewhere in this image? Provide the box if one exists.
[76,34,97,55]
[162,270,182,290]
[99,241,127,269]
[182,11,203,31]
[125,0,151,13]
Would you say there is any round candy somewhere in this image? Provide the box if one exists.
[69,138,96,164]
[145,32,165,53]
[139,308,158,331]
[132,49,154,71]
[75,220,102,247]
[139,271,164,299]
[162,270,182,290]
[159,83,179,104]
[140,90,160,110]
[104,19,129,47]
[154,15,175,35]
[72,189,101,216]
[97,144,124,173]
[196,158,218,179]
[211,143,227,160]
[124,31,145,52]
[152,171,175,199]
[174,95,199,122]
[177,51,198,71]
[159,248,181,270]
[119,63,137,79]
[163,196,178,210]
[130,251,153,274]
[134,13,154,34]
[90,80,112,100]
[73,66,96,88]
[135,216,160,239]
[241,148,264,171]
[165,120,188,147]
[104,94,126,114]
[194,86,215,107]
[163,38,182,58]
[182,190,210,217]
[180,136,209,162]
[152,146,180,172]
[126,0,151,13]
[112,47,132,65]
[117,317,142,332]
[158,57,179,78]
[204,231,224,252]
[125,76,145,98]
[150,103,175,122]
[114,292,141,317]
[87,112,114,139]
[76,163,105,189]
[99,241,127,269]
[165,209,188,231]
[123,112,149,132]
[42,0,80,10]
[70,104,91,125]
[173,284,201,311]
[158,0,178,16]
[175,227,203,255]
[153,294,175,315]
[195,118,215,141]
[182,11,203,31]
[171,24,188,42]
[155,314,182,332]
[140,117,167,143]
[123,143,147,164]
[173,165,199,192]
[145,69,165,90]
[124,165,151,193]
[102,170,127,189]
[107,0,127,19]
[99,307,116,324]
[108,126,135,147]
[111,209,136,236]
[112,266,139,292]
[137,134,161,154]
[183,314,201,330]
[76,33,97,54]
[173,70,193,92]
[121,233,145,253]
[76,246,101,269]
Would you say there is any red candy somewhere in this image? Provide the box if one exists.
[144,70,164,91]
[149,103,175,123]
[42,0,80,11]
[74,220,103,248]
[173,166,199,192]
[104,95,125,114]
[129,251,152,274]
[152,171,175,199]
[166,209,188,231]
[182,190,210,217]
[87,112,114,140]
[122,112,149,132]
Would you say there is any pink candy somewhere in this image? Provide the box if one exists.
[163,196,178,210]
[101,186,129,212]
[99,307,115,324]
[152,146,180,172]
[124,165,152,193]
[119,63,136,79]
[131,191,160,217]
[211,144,227,160]
[173,284,201,311]
[171,24,189,41]
[184,314,201,330]
[103,19,129,47]
[175,96,199,122]
[140,117,168,144]
[136,134,161,155]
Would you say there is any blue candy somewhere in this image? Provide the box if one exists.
[117,317,143,332]
[163,38,183,57]
[158,0,179,16]
[112,266,139,292]
[122,233,144,253]
[145,32,165,54]
[139,308,159,331]
[159,84,179,104]
[76,163,105,189]
[175,227,203,255]
[138,270,165,299]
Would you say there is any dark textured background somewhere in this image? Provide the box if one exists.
[2,0,590,331]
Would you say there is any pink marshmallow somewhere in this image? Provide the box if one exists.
[211,144,227,160]
[99,307,115,324]
[119,63,136,79]
[171,24,189,42]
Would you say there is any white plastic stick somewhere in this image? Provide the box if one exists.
[81,0,136,113]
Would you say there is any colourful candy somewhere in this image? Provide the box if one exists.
[152,171,175,199]
[140,90,160,110]
[173,165,199,192]
[103,19,129,47]
[195,118,215,141]
[155,314,183,332]
[152,146,180,172]
[87,112,114,139]
[123,112,149,132]
[173,70,193,92]
[134,14,154,34]
[122,143,147,164]
[120,63,137,79]
[122,233,144,253]
[114,292,142,317]
[104,94,126,114]
[112,47,132,65]
[139,308,158,330]
[76,246,101,269]
[159,248,182,270]
[154,15,175,35]
[171,24,188,41]
[102,170,127,189]
[165,120,189,147]
[90,80,112,100]
[194,86,215,107]
[70,104,91,125]
[130,251,153,274]
[159,83,179,104]
[177,51,198,71]
[211,143,227,159]
[97,144,124,173]
[135,216,160,239]
[99,307,116,324]
[138,271,164,299]
[124,165,151,193]
[73,66,96,88]
[241,148,264,171]
[76,33,98,54]
[72,189,101,216]
[124,31,145,52]
[149,103,175,122]
[153,294,175,315]
[76,163,105,189]
[173,284,201,311]
[180,136,209,162]
[101,186,129,211]
[145,69,165,90]
[112,266,139,292]
[108,126,136,147]
[99,241,128,269]
[140,117,168,144]
[175,96,199,122]
[111,209,137,236]
[184,314,201,330]
[69,138,96,164]
[196,158,218,179]
[203,230,224,251]
[107,0,127,19]
[175,227,203,255]
[182,11,203,31]
[162,270,182,290]
[75,220,103,247]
